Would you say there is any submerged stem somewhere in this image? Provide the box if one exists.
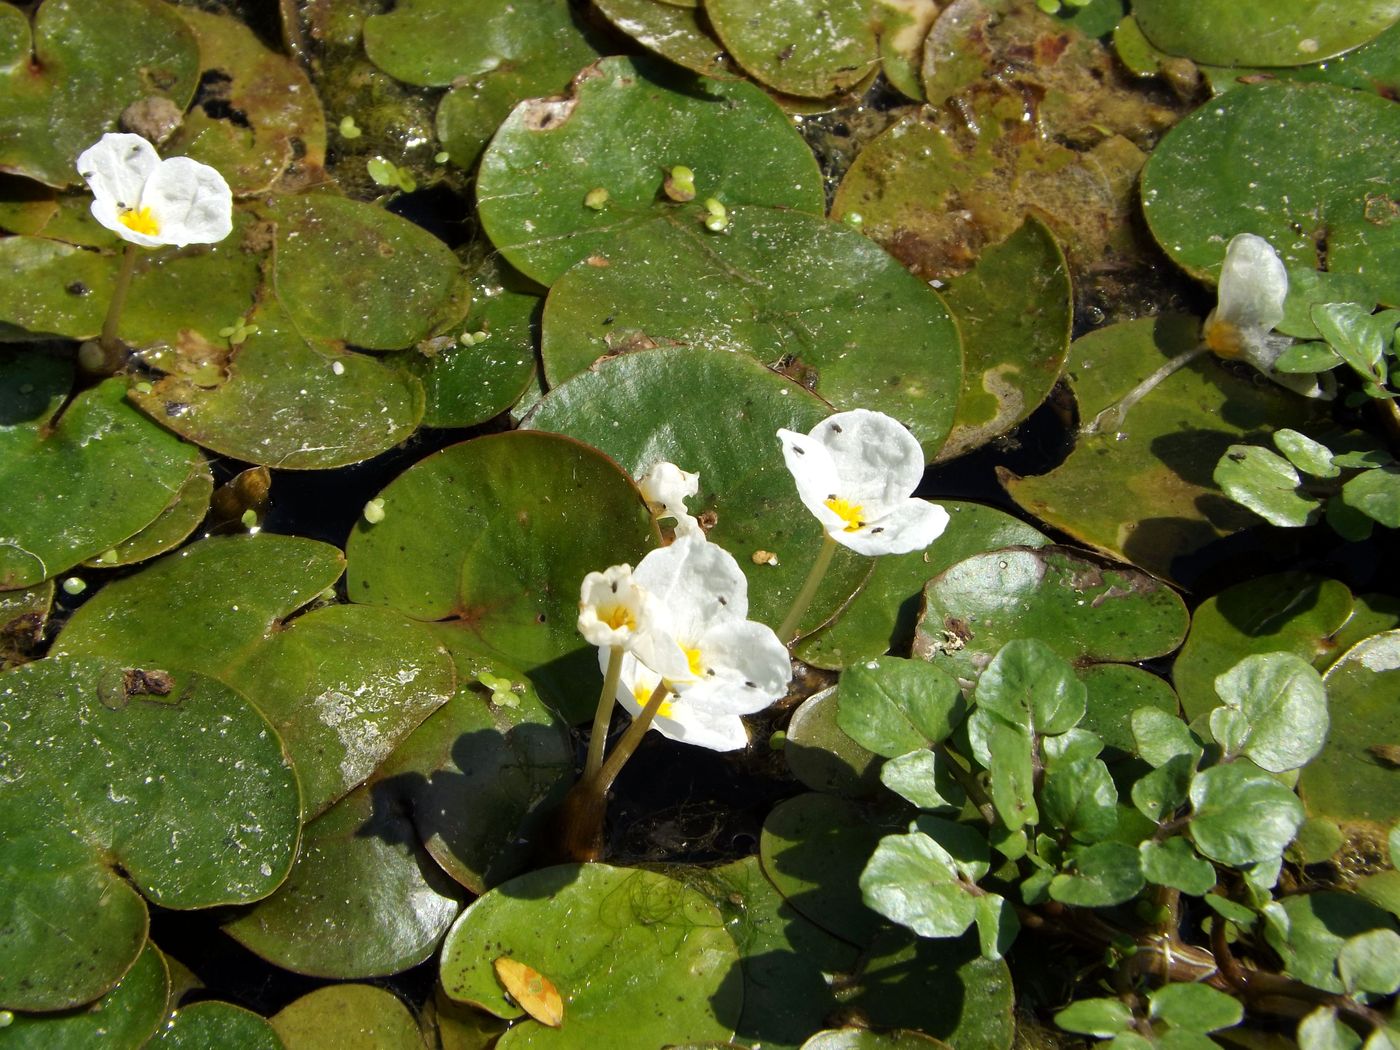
[1079,344,1210,438]
[582,647,624,782]
[100,242,139,356]
[776,533,837,643]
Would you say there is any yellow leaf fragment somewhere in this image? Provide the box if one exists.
[493,956,564,1028]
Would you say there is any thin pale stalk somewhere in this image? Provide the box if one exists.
[582,646,625,781]
[776,533,837,643]
[590,681,670,798]
[279,0,308,67]
[100,242,139,354]
[1079,344,1209,437]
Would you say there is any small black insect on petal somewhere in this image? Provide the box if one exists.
[744,681,756,688]
[830,423,843,433]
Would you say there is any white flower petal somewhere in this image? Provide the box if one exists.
[678,618,791,715]
[833,499,950,556]
[1215,233,1287,334]
[638,461,699,517]
[633,535,748,636]
[578,563,651,648]
[810,409,926,512]
[777,427,850,533]
[141,156,233,246]
[76,133,158,224]
[651,706,750,751]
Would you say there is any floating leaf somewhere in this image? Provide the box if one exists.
[0,580,51,669]
[1264,892,1400,993]
[1134,0,1400,67]
[1141,82,1400,306]
[152,1001,283,1050]
[784,687,883,798]
[873,0,940,100]
[836,656,965,758]
[493,958,564,1029]
[1189,762,1305,867]
[860,830,979,938]
[0,657,300,1011]
[592,0,735,79]
[1056,998,1134,1037]
[85,456,213,569]
[271,986,424,1050]
[706,0,877,98]
[1214,444,1322,527]
[1212,653,1328,772]
[476,56,822,284]
[1079,664,1180,755]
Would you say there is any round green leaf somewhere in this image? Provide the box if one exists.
[1301,631,1400,831]
[837,656,965,758]
[706,0,877,98]
[592,0,736,79]
[915,546,1188,683]
[1141,83,1400,306]
[880,749,967,812]
[973,638,1087,736]
[1041,756,1119,843]
[802,1029,953,1050]
[1079,664,1180,755]
[346,431,653,721]
[224,780,464,978]
[440,863,741,1047]
[860,831,978,938]
[936,218,1072,461]
[1189,762,1305,866]
[1139,837,1217,896]
[784,687,883,798]
[872,0,940,100]
[796,501,1048,671]
[0,0,200,187]
[270,193,468,351]
[1338,928,1400,996]
[271,985,423,1050]
[1002,316,1312,578]
[1149,982,1243,1032]
[542,206,961,453]
[1134,0,1400,67]
[1214,445,1321,528]
[0,657,300,1011]
[151,1001,284,1050]
[1343,466,1400,528]
[1056,998,1135,1037]
[1050,841,1146,906]
[1212,653,1328,772]
[476,56,822,285]
[0,353,203,589]
[1216,20,1400,99]
[1264,892,1400,993]
[3,941,170,1050]
[525,346,867,636]
[84,457,213,569]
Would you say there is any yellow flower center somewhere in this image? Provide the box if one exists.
[601,605,636,631]
[684,646,704,677]
[634,681,674,719]
[1203,317,1244,359]
[118,206,160,237]
[824,496,866,532]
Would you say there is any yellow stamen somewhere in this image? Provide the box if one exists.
[634,682,674,719]
[683,646,704,677]
[1203,317,1243,359]
[824,496,866,532]
[118,206,160,237]
[601,605,636,631]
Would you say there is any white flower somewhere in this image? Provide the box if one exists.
[76,133,232,248]
[577,563,654,648]
[777,409,950,556]
[638,461,703,539]
[603,537,791,752]
[1204,233,1328,399]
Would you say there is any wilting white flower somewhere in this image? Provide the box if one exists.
[1204,233,1328,398]
[777,409,949,556]
[76,133,232,248]
[638,461,703,539]
[602,537,790,751]
[577,563,655,649]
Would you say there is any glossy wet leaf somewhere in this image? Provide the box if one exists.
[1049,841,1145,906]
[784,687,883,798]
[706,0,877,98]
[1134,0,1400,67]
[1264,892,1400,993]
[165,7,327,195]
[224,779,464,979]
[0,0,200,187]
[440,863,741,1047]
[127,303,426,469]
[0,353,202,589]
[0,580,51,668]
[153,1001,284,1049]
[1343,466,1400,528]
[271,986,421,1050]
[346,431,653,722]
[1300,631,1400,831]
[1002,315,1312,579]
[1142,82,1400,306]
[1212,653,1328,772]
[0,657,299,1011]
[1079,664,1180,754]
[880,749,966,812]
[1140,837,1217,896]
[1211,20,1400,99]
[1172,573,1356,721]
[380,637,573,894]
[836,657,965,758]
[1042,755,1118,842]
[476,56,822,285]
[797,501,1048,670]
[85,457,213,569]
[1056,998,1134,1037]
[803,1028,953,1049]
[873,0,940,100]
[1189,762,1305,867]
[915,545,1188,684]
[592,0,735,79]
[270,194,468,351]
[526,346,866,636]
[493,958,563,1028]
[542,207,961,453]
[937,219,1072,461]
[1215,444,1321,527]
[860,830,979,938]
[2,941,170,1050]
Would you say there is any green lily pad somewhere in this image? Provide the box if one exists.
[760,793,895,944]
[797,501,1048,670]
[914,545,1188,685]
[271,985,423,1050]
[1209,20,1400,99]
[0,0,200,187]
[3,940,170,1049]
[476,56,823,285]
[706,0,877,98]
[1002,315,1312,579]
[540,206,962,453]
[164,7,328,195]
[1141,82,1400,306]
[804,1031,953,1050]
[524,346,868,637]
[345,430,654,722]
[0,353,202,590]
[380,634,573,894]
[873,0,941,100]
[269,193,468,351]
[1172,573,1356,721]
[405,257,541,429]
[784,687,883,798]
[151,1001,284,1050]
[84,456,212,569]
[1300,631,1400,832]
[1264,892,1399,993]
[936,219,1072,461]
[127,302,426,469]
[440,863,741,1047]
[223,778,465,978]
[0,657,300,1011]
[592,0,736,79]
[0,580,51,668]
[1134,0,1400,67]
[1079,664,1180,754]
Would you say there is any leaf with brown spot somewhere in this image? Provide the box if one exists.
[494,957,564,1028]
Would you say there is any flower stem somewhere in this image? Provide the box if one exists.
[776,533,837,643]
[590,682,670,798]
[1079,343,1209,437]
[582,646,624,782]
[100,242,139,356]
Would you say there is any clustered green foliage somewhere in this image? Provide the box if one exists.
[1,0,1399,1048]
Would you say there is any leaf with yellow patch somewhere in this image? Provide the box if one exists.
[493,957,564,1028]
